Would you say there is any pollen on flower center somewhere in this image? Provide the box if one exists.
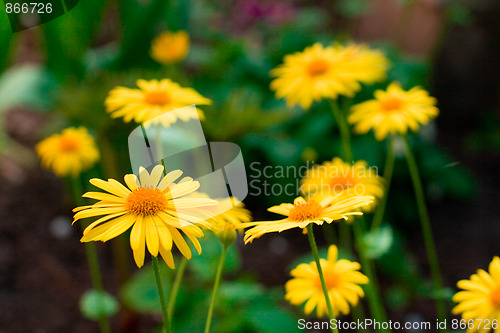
[490,287,500,308]
[330,174,355,190]
[59,138,79,152]
[380,97,404,111]
[315,270,340,290]
[125,187,167,216]
[307,59,330,77]
[145,91,171,106]
[289,201,323,222]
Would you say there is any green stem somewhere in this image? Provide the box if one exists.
[152,256,172,333]
[167,256,188,318]
[70,177,111,333]
[402,136,446,325]
[306,224,338,333]
[328,99,391,330]
[329,99,353,252]
[204,245,228,333]
[353,219,391,333]
[329,99,353,162]
[371,136,396,231]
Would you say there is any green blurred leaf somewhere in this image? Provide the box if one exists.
[446,4,472,26]
[189,233,241,282]
[43,0,107,79]
[0,65,57,112]
[337,0,370,18]
[362,225,394,259]
[80,289,119,320]
[246,303,300,333]
[120,261,172,313]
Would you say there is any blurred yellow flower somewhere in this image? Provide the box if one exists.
[270,43,388,109]
[151,30,190,65]
[73,165,217,268]
[301,158,384,212]
[452,256,500,332]
[35,127,99,178]
[348,82,439,141]
[105,79,211,127]
[285,245,368,317]
[243,195,373,243]
[209,197,252,246]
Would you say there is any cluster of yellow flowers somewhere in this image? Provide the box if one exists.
[34,32,497,330]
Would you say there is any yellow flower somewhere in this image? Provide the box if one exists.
[151,30,190,65]
[35,127,99,178]
[348,82,439,140]
[270,42,388,109]
[105,79,211,127]
[285,245,368,317]
[73,165,217,268]
[243,196,373,243]
[209,197,252,245]
[301,158,384,212]
[452,256,500,332]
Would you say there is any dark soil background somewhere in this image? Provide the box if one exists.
[1,7,500,333]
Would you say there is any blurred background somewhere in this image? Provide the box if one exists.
[0,0,499,332]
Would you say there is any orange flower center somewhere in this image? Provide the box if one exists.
[330,173,355,191]
[307,59,330,77]
[315,269,340,290]
[380,97,404,112]
[145,91,171,106]
[59,137,79,152]
[289,201,323,222]
[125,187,167,216]
[491,287,500,308]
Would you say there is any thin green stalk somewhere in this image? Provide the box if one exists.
[167,256,188,318]
[152,256,172,333]
[306,224,338,333]
[402,136,446,325]
[329,99,353,162]
[353,219,391,333]
[328,99,391,329]
[371,136,396,231]
[329,99,353,252]
[70,177,111,333]
[204,245,228,333]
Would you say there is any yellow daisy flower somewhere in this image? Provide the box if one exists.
[452,256,500,332]
[270,42,388,110]
[151,30,190,65]
[243,195,373,244]
[105,79,211,127]
[348,82,439,141]
[35,127,99,178]
[301,158,384,212]
[285,245,368,317]
[209,197,252,245]
[73,165,218,268]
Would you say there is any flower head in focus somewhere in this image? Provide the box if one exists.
[270,43,388,110]
[348,82,439,140]
[301,158,384,212]
[73,165,217,268]
[35,127,99,178]
[452,256,500,332]
[150,30,190,65]
[243,195,373,243]
[105,79,211,127]
[285,245,368,317]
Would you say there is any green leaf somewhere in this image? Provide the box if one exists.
[362,225,394,259]
[42,0,107,79]
[79,289,119,320]
[120,261,172,313]
[0,65,57,112]
[189,233,241,282]
[246,303,300,333]
[337,0,370,18]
